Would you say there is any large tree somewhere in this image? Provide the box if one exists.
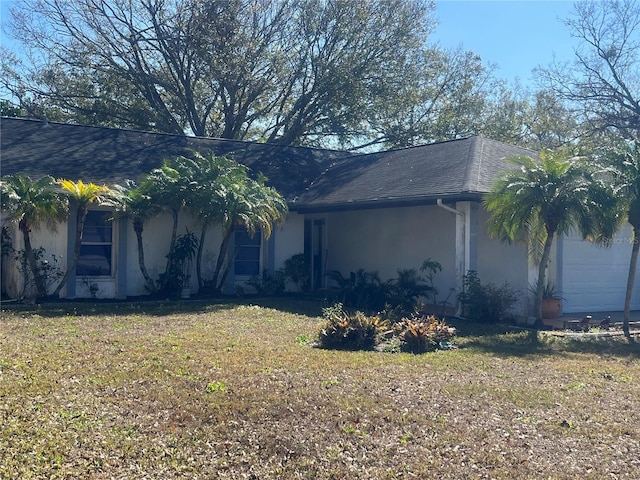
[484,151,618,324]
[0,174,68,298]
[3,0,440,148]
[537,0,640,140]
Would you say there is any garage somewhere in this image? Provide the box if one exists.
[559,225,640,313]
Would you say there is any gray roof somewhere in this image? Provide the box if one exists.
[0,117,353,199]
[292,136,538,212]
[1,117,538,212]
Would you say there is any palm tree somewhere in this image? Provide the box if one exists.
[211,170,288,293]
[143,159,194,290]
[598,140,640,336]
[53,179,111,296]
[0,174,68,297]
[105,180,160,293]
[484,150,618,324]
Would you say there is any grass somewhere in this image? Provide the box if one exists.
[1,298,639,479]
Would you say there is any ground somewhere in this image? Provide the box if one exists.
[1,298,639,479]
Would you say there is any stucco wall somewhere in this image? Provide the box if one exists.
[1,218,68,298]
[324,205,457,300]
[272,212,305,269]
[476,206,531,316]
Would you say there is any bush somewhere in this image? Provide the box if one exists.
[283,253,310,291]
[325,269,390,312]
[318,303,389,350]
[394,315,456,353]
[247,269,286,295]
[457,271,519,323]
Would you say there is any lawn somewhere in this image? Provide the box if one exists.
[1,299,639,479]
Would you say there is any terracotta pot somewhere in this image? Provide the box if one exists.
[541,298,562,319]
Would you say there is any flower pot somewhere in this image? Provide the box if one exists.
[541,298,561,319]
[180,287,191,299]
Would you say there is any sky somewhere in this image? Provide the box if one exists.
[433,0,579,85]
[0,0,579,87]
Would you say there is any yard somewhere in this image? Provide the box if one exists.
[1,299,639,479]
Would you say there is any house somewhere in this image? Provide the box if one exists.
[1,117,638,315]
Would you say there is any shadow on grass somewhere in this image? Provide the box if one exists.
[453,318,640,358]
[1,294,325,318]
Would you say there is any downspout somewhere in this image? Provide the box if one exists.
[437,199,465,316]
[436,198,464,218]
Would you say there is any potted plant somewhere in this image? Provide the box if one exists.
[540,282,562,319]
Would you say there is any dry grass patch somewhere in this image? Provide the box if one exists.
[1,300,639,479]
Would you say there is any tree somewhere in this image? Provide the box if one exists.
[53,179,111,296]
[537,0,640,140]
[484,150,618,324]
[0,174,68,297]
[209,170,288,293]
[3,0,440,148]
[105,180,160,293]
[596,139,640,336]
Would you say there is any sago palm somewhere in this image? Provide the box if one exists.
[484,150,617,323]
[53,179,111,296]
[0,174,68,297]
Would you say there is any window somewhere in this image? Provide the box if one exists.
[234,228,261,276]
[76,210,112,276]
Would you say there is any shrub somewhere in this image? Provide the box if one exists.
[457,270,519,323]
[247,269,286,295]
[283,253,310,291]
[325,269,390,312]
[394,315,456,353]
[318,303,389,350]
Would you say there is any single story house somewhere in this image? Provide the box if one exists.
[1,117,638,315]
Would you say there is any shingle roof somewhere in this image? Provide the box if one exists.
[0,117,353,199]
[1,118,538,211]
[292,136,538,212]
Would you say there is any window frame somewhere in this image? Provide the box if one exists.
[76,210,114,277]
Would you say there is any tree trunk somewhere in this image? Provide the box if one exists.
[197,221,209,289]
[53,206,87,296]
[133,219,156,293]
[20,222,47,298]
[535,231,555,325]
[623,225,639,337]
[212,226,234,293]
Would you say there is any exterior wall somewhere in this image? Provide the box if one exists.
[125,210,224,296]
[476,206,530,316]
[1,218,68,299]
[273,213,305,270]
[324,205,457,300]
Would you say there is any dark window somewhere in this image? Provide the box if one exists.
[234,228,261,276]
[77,211,112,276]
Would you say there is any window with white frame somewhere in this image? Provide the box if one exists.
[234,228,261,276]
[76,210,113,276]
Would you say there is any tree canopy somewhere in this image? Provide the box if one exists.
[1,0,543,150]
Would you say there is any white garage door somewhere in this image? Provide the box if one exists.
[560,225,640,313]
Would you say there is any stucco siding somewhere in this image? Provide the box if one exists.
[476,207,529,316]
[325,205,457,299]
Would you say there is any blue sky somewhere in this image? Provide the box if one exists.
[1,0,578,86]
[433,0,579,85]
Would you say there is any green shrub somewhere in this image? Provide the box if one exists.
[457,270,519,323]
[394,315,456,353]
[247,269,286,295]
[284,253,310,291]
[318,303,389,350]
[325,269,390,312]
